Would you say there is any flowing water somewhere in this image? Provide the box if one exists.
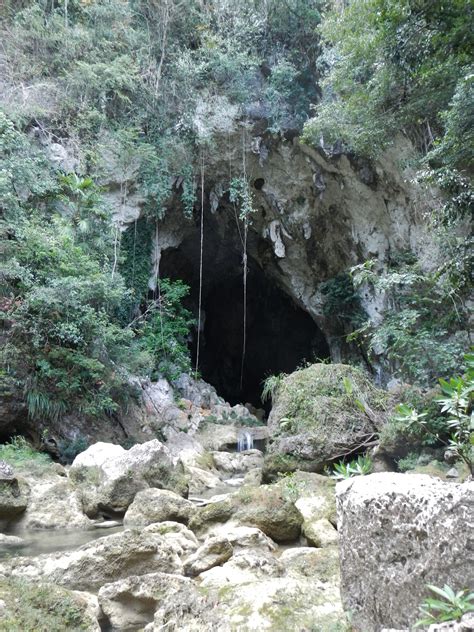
[237,430,254,452]
[0,523,123,559]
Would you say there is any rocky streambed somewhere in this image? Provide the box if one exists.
[0,370,472,632]
[0,436,345,632]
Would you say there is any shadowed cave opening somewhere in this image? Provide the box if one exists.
[160,213,329,410]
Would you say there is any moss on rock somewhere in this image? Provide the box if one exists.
[265,363,387,472]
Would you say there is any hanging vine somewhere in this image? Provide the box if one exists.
[195,149,205,380]
[228,129,256,392]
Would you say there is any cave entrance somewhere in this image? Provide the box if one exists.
[160,212,329,410]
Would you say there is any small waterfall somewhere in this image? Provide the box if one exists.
[237,431,253,452]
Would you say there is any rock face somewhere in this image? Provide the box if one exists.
[337,473,474,632]
[70,440,187,516]
[265,363,387,474]
[123,488,195,527]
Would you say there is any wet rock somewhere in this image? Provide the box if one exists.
[207,525,276,552]
[70,440,187,516]
[199,549,284,587]
[243,467,263,486]
[123,488,195,527]
[185,465,222,495]
[188,496,235,533]
[232,484,303,543]
[0,534,25,548]
[183,535,233,577]
[337,473,474,632]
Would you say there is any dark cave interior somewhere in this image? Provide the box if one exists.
[160,210,329,409]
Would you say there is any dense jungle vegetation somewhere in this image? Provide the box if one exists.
[0,0,472,427]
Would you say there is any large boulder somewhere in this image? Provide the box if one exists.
[188,483,303,543]
[232,484,303,543]
[123,488,195,527]
[98,572,199,631]
[337,473,474,632]
[265,363,387,475]
[0,461,29,520]
[0,524,185,590]
[70,440,188,516]
[17,475,92,530]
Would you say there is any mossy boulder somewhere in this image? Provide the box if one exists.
[265,363,387,474]
[233,484,303,543]
[189,482,303,543]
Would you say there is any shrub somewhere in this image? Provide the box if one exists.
[416,585,474,628]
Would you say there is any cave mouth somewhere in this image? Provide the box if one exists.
[160,212,329,411]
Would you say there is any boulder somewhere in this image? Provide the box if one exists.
[0,464,29,519]
[232,484,303,543]
[207,525,276,552]
[170,574,346,631]
[210,450,264,475]
[280,546,340,583]
[186,465,222,494]
[0,577,100,631]
[0,524,184,590]
[70,440,188,516]
[183,535,233,577]
[98,572,198,631]
[189,483,303,543]
[17,476,92,530]
[265,363,387,474]
[123,488,195,527]
[199,549,284,588]
[337,473,474,632]
[188,496,235,533]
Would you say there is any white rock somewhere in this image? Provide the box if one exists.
[337,473,474,632]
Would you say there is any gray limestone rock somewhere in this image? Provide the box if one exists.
[337,473,474,632]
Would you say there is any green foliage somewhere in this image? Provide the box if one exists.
[328,455,373,480]
[350,253,470,385]
[0,436,51,468]
[303,0,473,164]
[229,177,257,220]
[0,579,91,631]
[390,351,474,473]
[1,115,194,425]
[416,585,474,627]
[320,273,367,330]
[396,451,419,473]
[57,436,89,464]
[262,372,286,403]
[137,279,195,382]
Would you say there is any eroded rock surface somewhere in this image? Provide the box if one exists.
[337,473,474,632]
[70,440,187,517]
